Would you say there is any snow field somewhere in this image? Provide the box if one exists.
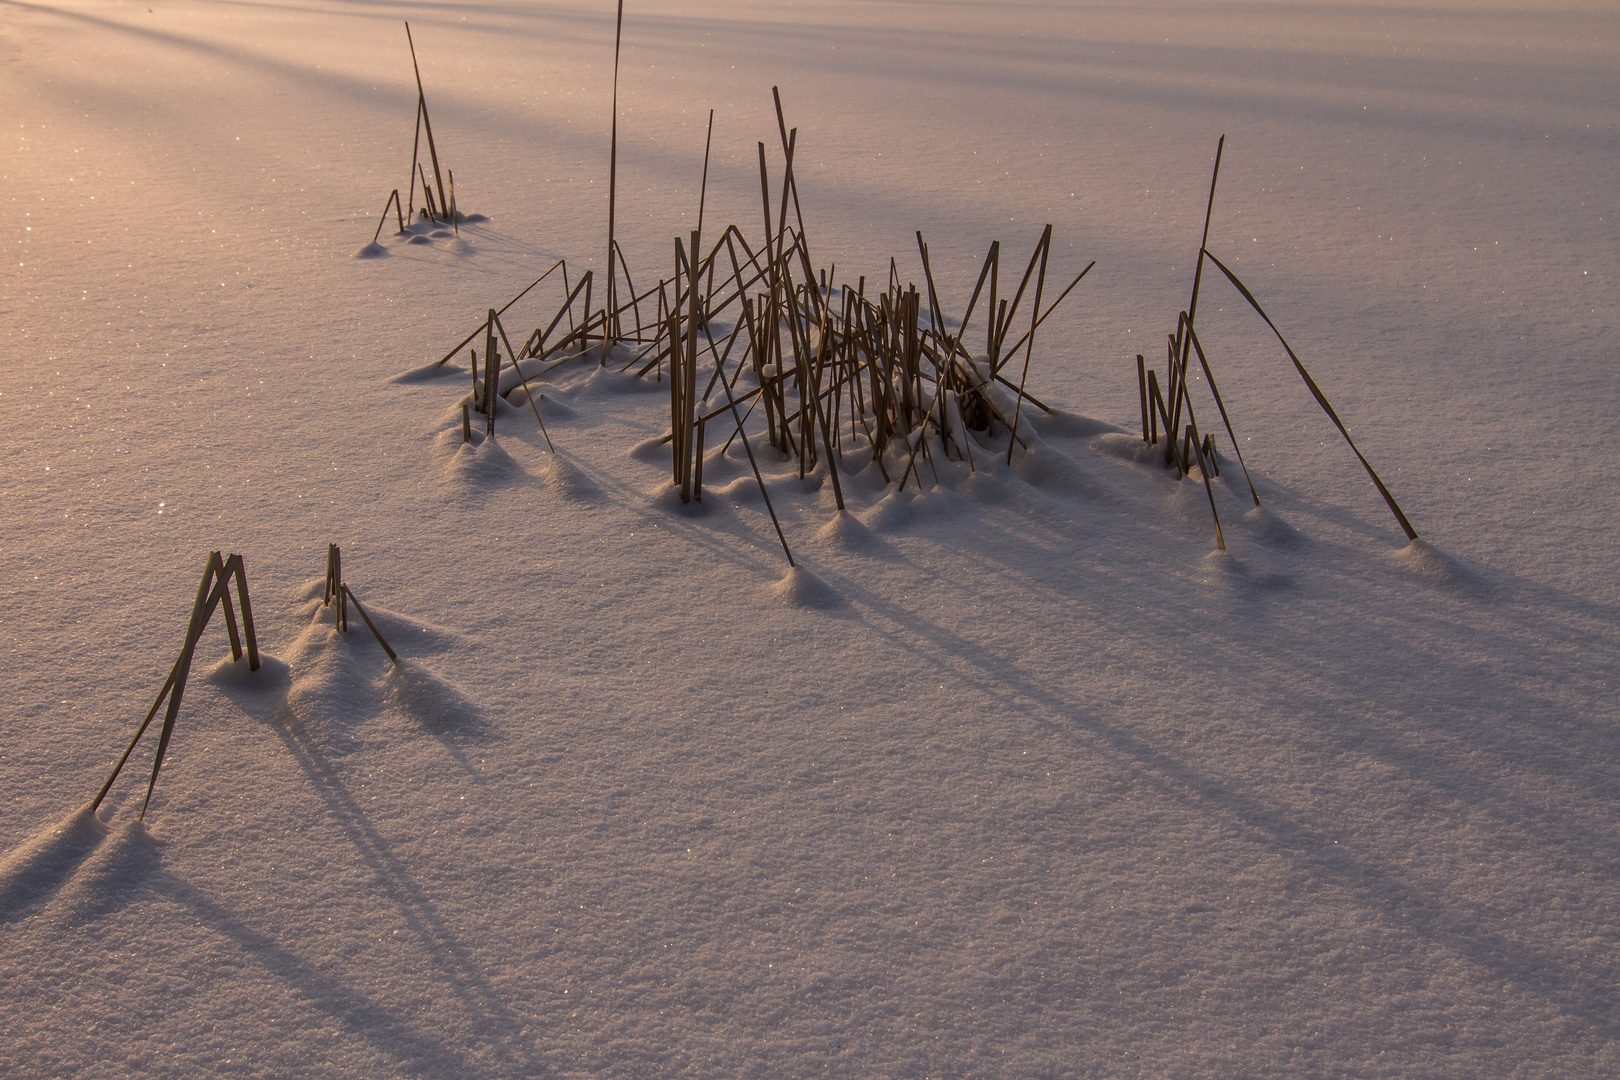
[2,1,1617,1076]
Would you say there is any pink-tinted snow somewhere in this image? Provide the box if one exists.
[2,1,1617,1076]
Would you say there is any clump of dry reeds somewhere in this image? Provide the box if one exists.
[423,84,1094,566]
[1136,136,1417,549]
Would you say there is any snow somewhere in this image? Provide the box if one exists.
[3,0,1618,1076]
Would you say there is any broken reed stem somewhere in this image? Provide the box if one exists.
[1137,354,1150,442]
[1180,134,1225,375]
[716,349,794,567]
[1190,425,1227,551]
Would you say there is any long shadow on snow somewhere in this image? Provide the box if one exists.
[0,807,110,925]
[808,459,1620,1042]
[1034,429,1620,825]
[837,581,1620,1045]
[209,632,550,1079]
[147,870,541,1080]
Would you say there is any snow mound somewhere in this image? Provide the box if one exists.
[769,565,843,609]
[0,805,108,924]
[283,621,384,736]
[542,453,600,501]
[573,364,653,399]
[352,242,387,259]
[203,652,291,688]
[1037,409,1117,439]
[860,489,915,531]
[382,659,483,734]
[1242,503,1305,547]
[1012,441,1106,500]
[294,576,327,603]
[907,482,970,522]
[957,455,1017,505]
[440,435,530,487]
[814,510,879,551]
[1197,549,1250,595]
[631,434,673,462]
[713,474,762,503]
[507,385,576,419]
[649,480,712,517]
[1091,431,1163,466]
[389,361,458,384]
[1391,538,1477,590]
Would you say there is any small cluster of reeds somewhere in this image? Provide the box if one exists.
[370,22,462,247]
[1137,136,1418,550]
[91,551,260,822]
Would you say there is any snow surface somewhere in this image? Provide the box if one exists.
[3,0,1618,1076]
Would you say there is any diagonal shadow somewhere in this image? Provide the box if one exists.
[800,513,1620,1044]
[207,640,552,1078]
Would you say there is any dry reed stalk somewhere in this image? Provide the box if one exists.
[713,347,795,567]
[994,261,1094,361]
[404,22,450,222]
[1006,224,1053,464]
[1180,135,1225,371]
[1202,250,1418,540]
[219,581,244,660]
[407,97,423,218]
[993,231,1049,370]
[1138,354,1150,442]
[419,165,438,221]
[603,0,626,351]
[772,87,813,271]
[341,585,398,664]
[1188,427,1227,551]
[483,310,498,436]
[492,312,556,452]
[685,230,702,499]
[1182,319,1258,505]
[1147,368,1166,445]
[373,189,404,244]
[324,543,341,606]
[698,108,715,240]
[90,551,262,821]
[434,261,565,366]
